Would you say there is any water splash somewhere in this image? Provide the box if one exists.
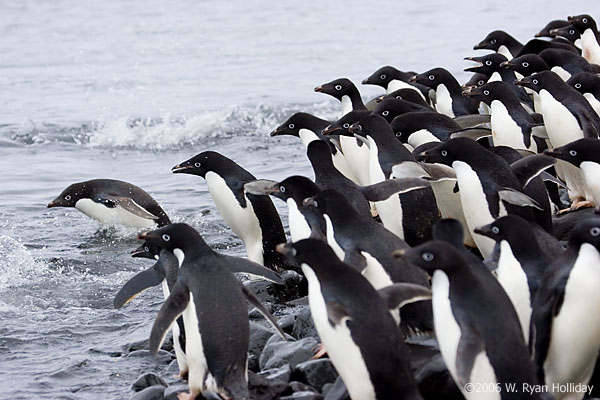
[0,235,51,290]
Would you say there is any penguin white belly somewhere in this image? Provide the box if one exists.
[205,172,264,264]
[75,198,156,228]
[533,92,542,113]
[368,139,404,239]
[331,150,360,184]
[583,93,600,117]
[341,95,352,116]
[581,29,600,65]
[550,66,571,81]
[324,215,346,261]
[302,264,376,400]
[387,79,427,101]
[580,162,600,205]
[360,252,400,323]
[543,244,600,399]
[489,100,531,151]
[452,161,500,258]
[429,180,476,247]
[495,241,531,342]
[497,45,513,60]
[435,84,455,117]
[339,136,371,186]
[286,199,311,242]
[407,129,441,149]
[298,128,319,148]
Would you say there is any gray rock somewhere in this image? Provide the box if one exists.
[130,385,165,400]
[293,359,338,392]
[321,383,333,396]
[258,364,292,383]
[289,381,319,393]
[260,334,318,370]
[131,373,167,392]
[415,354,463,400]
[292,306,317,339]
[280,391,324,400]
[249,370,292,400]
[249,321,277,370]
[324,377,349,400]
[163,384,188,400]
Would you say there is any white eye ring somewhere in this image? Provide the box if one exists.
[335,85,342,90]
[194,162,201,168]
[280,186,286,193]
[396,96,403,99]
[162,234,171,242]
[590,227,600,237]
[288,123,295,129]
[490,39,497,44]
[483,90,490,95]
[64,195,71,200]
[343,123,350,129]
[478,80,485,86]
[382,111,389,116]
[522,62,529,67]
[485,60,492,66]
[380,74,386,80]
[395,132,401,137]
[532,79,539,85]
[312,200,318,207]
[428,75,435,80]
[569,29,575,35]
[144,246,149,252]
[422,252,434,262]
[492,226,500,234]
[569,150,577,156]
[441,150,448,156]
[575,83,582,89]
[583,18,588,24]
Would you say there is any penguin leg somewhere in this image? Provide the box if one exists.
[312,343,327,359]
[572,199,596,210]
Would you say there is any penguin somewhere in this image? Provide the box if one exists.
[536,20,571,39]
[474,30,523,60]
[390,111,466,149]
[398,240,545,400]
[539,49,600,80]
[277,239,427,400]
[567,14,600,65]
[500,53,551,78]
[143,223,286,400]
[350,115,441,244]
[314,78,367,116]
[172,151,287,270]
[547,24,585,51]
[409,68,479,117]
[567,72,600,116]
[462,72,489,90]
[515,38,579,58]
[371,97,432,125]
[463,81,544,152]
[269,112,358,182]
[545,138,600,208]
[47,178,171,228]
[376,88,433,110]
[515,72,600,204]
[362,65,429,101]
[302,189,433,335]
[529,218,600,399]
[474,215,556,343]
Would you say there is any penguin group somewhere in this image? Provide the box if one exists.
[47,12,600,400]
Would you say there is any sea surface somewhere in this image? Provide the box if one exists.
[0,1,595,398]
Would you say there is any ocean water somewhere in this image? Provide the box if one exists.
[0,0,595,398]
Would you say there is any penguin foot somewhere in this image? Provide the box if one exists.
[312,343,327,359]
[175,369,189,380]
[573,200,596,210]
[177,392,196,400]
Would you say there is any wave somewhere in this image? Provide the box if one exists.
[0,235,51,291]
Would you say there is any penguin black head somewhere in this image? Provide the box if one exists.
[462,81,512,105]
[544,138,600,167]
[306,140,334,165]
[245,176,321,204]
[276,238,340,272]
[47,181,88,208]
[474,215,530,243]
[372,98,428,123]
[348,114,392,144]
[432,218,466,250]
[138,223,209,253]
[362,66,416,88]
[536,19,570,38]
[416,137,480,166]
[322,110,370,137]
[462,72,488,90]
[131,241,161,259]
[314,78,360,101]
[473,30,515,51]
[567,72,600,95]
[409,67,454,89]
[394,240,467,275]
[270,113,328,137]
[500,54,548,76]
[548,24,581,44]
[568,14,598,33]
[464,53,508,76]
[568,218,600,249]
[172,151,240,178]
[303,189,354,217]
[514,71,561,93]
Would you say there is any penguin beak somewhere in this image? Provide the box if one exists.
[408,75,418,83]
[462,87,476,97]
[375,95,386,103]
[314,85,324,93]
[321,125,340,136]
[275,242,296,257]
[47,201,57,208]
[270,126,285,137]
[473,40,488,50]
[513,77,530,87]
[138,232,148,240]
[416,151,429,162]
[361,78,371,85]
[499,61,513,68]
[473,225,493,239]
[392,248,407,258]
[543,149,564,159]
[243,180,280,195]
[131,244,148,258]
[464,57,484,73]
[171,164,193,173]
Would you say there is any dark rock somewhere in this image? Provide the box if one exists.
[130,385,165,400]
[324,377,349,400]
[289,381,319,393]
[260,334,318,370]
[415,354,463,400]
[292,306,317,339]
[280,391,324,400]
[249,370,292,400]
[258,364,292,383]
[163,384,188,400]
[244,270,307,304]
[249,322,277,371]
[321,383,333,397]
[131,373,167,392]
[293,359,338,392]
[406,335,441,372]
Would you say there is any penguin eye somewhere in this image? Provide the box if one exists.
[312,200,319,208]
[162,234,171,242]
[279,185,286,193]
[395,132,401,138]
[144,246,149,252]
[428,75,435,80]
[522,62,529,68]
[485,60,492,66]
[194,162,201,168]
[395,95,403,99]
[288,123,295,129]
[569,150,577,156]
[532,79,539,85]
[492,226,500,234]
[590,227,600,237]
[64,195,71,200]
[441,150,448,156]
[335,85,342,91]
[483,90,490,95]
[575,83,582,89]
[490,39,497,45]
[569,29,575,35]
[478,80,485,86]
[380,74,386,80]
[382,111,389,116]
[343,123,350,129]
[583,18,588,24]
[422,252,435,262]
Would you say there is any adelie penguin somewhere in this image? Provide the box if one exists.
[278,239,429,400]
[567,72,600,116]
[47,178,171,228]
[142,223,286,400]
[474,30,523,60]
[397,241,547,400]
[172,151,287,271]
[362,65,429,101]
[314,77,367,116]
[529,218,600,400]
[567,14,600,65]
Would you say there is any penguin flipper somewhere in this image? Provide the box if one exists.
[377,283,432,310]
[360,178,430,202]
[243,180,279,196]
[240,284,287,340]
[97,195,159,220]
[499,188,543,210]
[223,255,284,284]
[450,127,492,141]
[452,114,491,129]
[326,301,350,327]
[391,161,456,182]
[510,154,556,187]
[343,250,367,273]
[575,108,600,138]
[149,280,190,355]
[114,262,166,308]
[456,327,485,387]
